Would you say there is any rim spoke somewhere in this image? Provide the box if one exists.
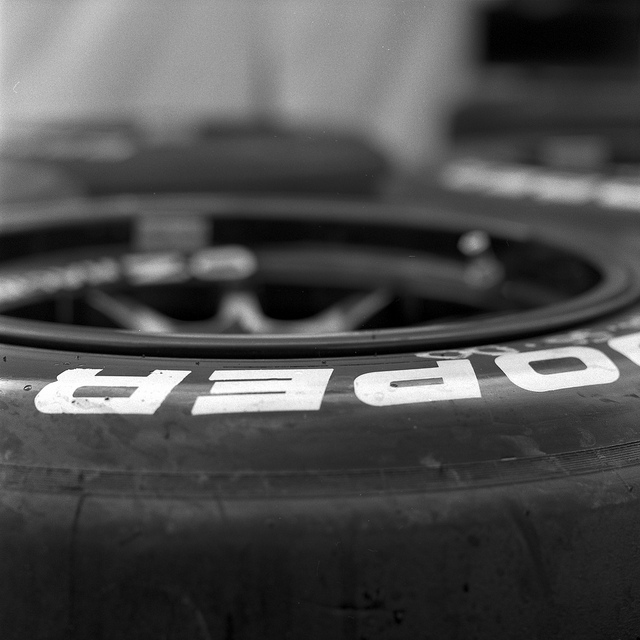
[181,288,393,335]
[232,288,392,334]
[300,288,394,333]
[175,290,278,334]
[216,290,279,334]
[85,290,177,333]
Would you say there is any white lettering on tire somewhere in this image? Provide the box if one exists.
[34,368,191,414]
[353,360,481,407]
[608,331,640,366]
[28,331,640,416]
[441,158,640,212]
[191,369,334,415]
[495,346,619,393]
[416,345,519,360]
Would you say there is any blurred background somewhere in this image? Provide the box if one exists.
[0,0,479,168]
[1,0,639,203]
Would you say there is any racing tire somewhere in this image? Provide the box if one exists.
[437,104,640,234]
[1,119,388,198]
[3,195,640,639]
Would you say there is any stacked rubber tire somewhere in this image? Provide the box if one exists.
[3,114,640,640]
[0,120,388,203]
[438,102,640,234]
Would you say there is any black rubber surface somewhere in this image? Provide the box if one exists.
[3,193,640,638]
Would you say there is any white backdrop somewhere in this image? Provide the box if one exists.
[1,0,485,167]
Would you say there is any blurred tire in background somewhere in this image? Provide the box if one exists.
[0,119,389,200]
[419,0,640,241]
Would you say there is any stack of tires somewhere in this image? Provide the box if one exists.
[3,109,640,640]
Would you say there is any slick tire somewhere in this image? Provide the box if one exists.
[438,106,640,233]
[1,120,388,198]
[2,195,640,639]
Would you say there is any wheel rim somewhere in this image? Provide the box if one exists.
[0,194,637,357]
